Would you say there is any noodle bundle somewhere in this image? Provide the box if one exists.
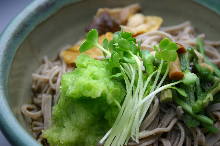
[21,7,220,145]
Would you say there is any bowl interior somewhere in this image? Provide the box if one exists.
[7,0,220,139]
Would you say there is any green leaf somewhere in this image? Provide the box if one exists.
[205,57,220,78]
[137,41,141,49]
[155,38,178,61]
[79,29,99,53]
[118,39,130,51]
[195,63,213,78]
[159,38,170,49]
[153,45,159,52]
[122,57,136,64]
[79,41,95,52]
[142,50,155,75]
[167,42,178,50]
[154,38,178,62]
[195,114,213,125]
[174,96,193,114]
[160,89,173,102]
[202,124,219,133]
[120,31,135,42]
[110,52,121,68]
[184,115,200,128]
[108,40,114,51]
[155,50,177,61]
[159,38,178,51]
[196,37,205,55]
[110,73,122,79]
[113,31,137,53]
[103,38,109,50]
[86,29,98,43]
[179,53,190,71]
[182,72,198,85]
[195,37,220,77]
[171,87,187,97]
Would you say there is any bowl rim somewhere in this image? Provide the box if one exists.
[0,0,79,145]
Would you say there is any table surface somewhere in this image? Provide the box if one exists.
[0,1,32,145]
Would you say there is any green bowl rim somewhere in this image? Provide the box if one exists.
[0,0,79,145]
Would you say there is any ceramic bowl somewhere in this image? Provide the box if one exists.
[0,0,219,145]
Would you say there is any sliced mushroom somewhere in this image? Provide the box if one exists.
[169,56,184,80]
[122,14,163,36]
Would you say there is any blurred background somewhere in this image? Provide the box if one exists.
[0,1,31,145]
[0,0,31,32]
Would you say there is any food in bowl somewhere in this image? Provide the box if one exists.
[21,4,220,146]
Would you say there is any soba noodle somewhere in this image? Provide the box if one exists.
[21,21,220,145]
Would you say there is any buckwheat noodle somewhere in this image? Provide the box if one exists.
[21,21,220,145]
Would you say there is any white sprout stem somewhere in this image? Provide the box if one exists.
[99,129,111,145]
[122,64,132,81]
[142,71,157,96]
[120,65,132,92]
[105,54,145,145]
[114,99,122,109]
[138,61,163,126]
[156,63,170,89]
[96,43,111,56]
[130,55,143,142]
[137,71,157,126]
[120,62,141,144]
[136,80,181,131]
[151,61,163,92]
[104,64,136,145]
[138,64,169,125]
[102,55,176,146]
[138,62,169,125]
[140,81,182,106]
